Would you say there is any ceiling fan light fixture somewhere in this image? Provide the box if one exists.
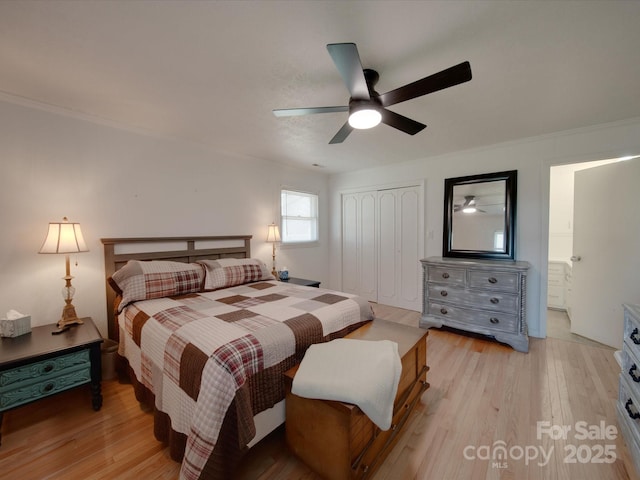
[348,103,381,129]
[462,207,477,214]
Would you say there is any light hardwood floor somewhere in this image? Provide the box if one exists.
[0,304,637,480]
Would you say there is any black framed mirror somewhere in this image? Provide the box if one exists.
[443,170,517,260]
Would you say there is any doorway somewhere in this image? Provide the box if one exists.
[547,156,639,347]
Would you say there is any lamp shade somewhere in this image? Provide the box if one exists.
[39,217,89,254]
[266,223,281,243]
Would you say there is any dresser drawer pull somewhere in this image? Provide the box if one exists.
[631,328,640,345]
[441,272,450,279]
[490,297,499,304]
[440,290,448,297]
[489,317,500,324]
[43,364,54,373]
[488,277,498,284]
[629,364,640,383]
[440,308,448,315]
[625,399,640,419]
[43,382,54,393]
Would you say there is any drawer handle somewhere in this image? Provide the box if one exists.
[440,290,448,297]
[43,383,54,393]
[440,308,448,315]
[490,297,499,304]
[625,398,640,419]
[631,328,640,345]
[489,317,500,324]
[441,272,450,279]
[43,364,54,373]
[629,364,640,383]
[488,277,498,284]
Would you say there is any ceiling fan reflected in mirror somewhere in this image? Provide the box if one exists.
[273,43,472,144]
[454,195,485,214]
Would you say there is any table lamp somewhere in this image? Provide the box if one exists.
[39,217,89,330]
[266,223,281,279]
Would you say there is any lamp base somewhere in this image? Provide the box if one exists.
[57,304,84,329]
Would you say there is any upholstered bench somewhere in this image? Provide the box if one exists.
[284,319,429,480]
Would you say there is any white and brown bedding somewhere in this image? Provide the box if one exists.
[109,257,373,479]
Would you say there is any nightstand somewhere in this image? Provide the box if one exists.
[280,277,321,288]
[0,317,103,444]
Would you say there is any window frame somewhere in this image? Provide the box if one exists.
[280,188,319,246]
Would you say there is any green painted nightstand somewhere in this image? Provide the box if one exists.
[0,317,103,444]
[280,277,321,288]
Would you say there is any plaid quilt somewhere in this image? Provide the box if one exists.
[118,280,374,480]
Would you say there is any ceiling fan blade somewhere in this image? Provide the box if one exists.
[379,61,472,107]
[380,109,426,135]
[273,106,348,117]
[329,121,354,144]
[327,43,370,100]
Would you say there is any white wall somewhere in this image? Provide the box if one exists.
[0,100,330,337]
[329,117,640,338]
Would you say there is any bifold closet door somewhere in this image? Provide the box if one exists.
[342,185,421,310]
[377,187,421,310]
[342,191,377,301]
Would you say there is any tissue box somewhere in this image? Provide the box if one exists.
[0,315,31,337]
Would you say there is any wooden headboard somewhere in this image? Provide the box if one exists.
[101,235,252,340]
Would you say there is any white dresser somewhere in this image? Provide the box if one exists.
[420,257,530,352]
[617,303,640,475]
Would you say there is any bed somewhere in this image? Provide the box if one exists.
[101,236,374,480]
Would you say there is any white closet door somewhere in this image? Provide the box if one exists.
[377,186,421,310]
[341,192,377,301]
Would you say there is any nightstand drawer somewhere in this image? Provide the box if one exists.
[0,365,91,410]
[0,349,90,390]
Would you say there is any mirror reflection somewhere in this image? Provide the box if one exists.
[451,180,506,252]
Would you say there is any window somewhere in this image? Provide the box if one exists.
[281,189,318,244]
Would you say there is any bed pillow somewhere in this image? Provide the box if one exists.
[198,258,274,290]
[109,260,205,312]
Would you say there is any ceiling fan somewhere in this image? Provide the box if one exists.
[454,196,485,213]
[273,43,472,144]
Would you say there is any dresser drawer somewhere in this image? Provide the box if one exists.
[547,275,564,288]
[427,285,518,313]
[428,302,518,333]
[624,313,640,362]
[621,349,640,393]
[0,349,90,390]
[548,262,566,276]
[619,374,640,442]
[427,266,465,286]
[468,271,519,292]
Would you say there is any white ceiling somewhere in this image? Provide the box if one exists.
[1,1,640,174]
